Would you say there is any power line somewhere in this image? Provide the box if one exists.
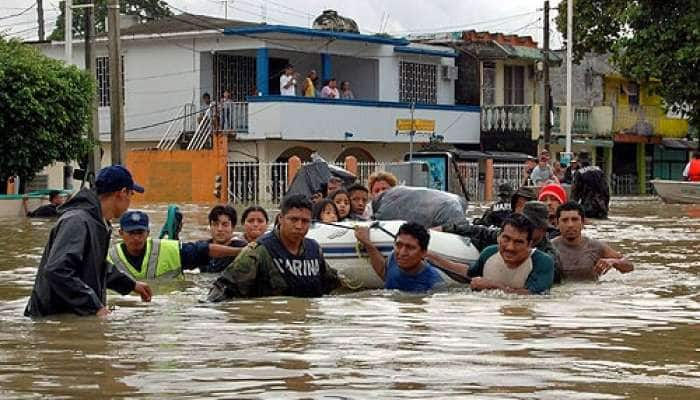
[0,2,36,21]
[391,11,536,35]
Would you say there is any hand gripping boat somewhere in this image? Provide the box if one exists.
[306,220,480,290]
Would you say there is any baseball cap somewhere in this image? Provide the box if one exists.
[538,183,568,204]
[95,165,144,195]
[119,210,150,232]
[522,201,550,229]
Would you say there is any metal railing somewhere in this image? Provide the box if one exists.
[481,105,533,137]
[219,101,248,132]
[545,106,592,133]
[156,103,194,150]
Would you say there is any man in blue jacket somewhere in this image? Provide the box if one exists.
[25,165,152,318]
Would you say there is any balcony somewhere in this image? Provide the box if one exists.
[243,96,481,144]
[614,105,688,138]
[481,105,540,140]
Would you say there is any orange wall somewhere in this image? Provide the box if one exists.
[126,133,228,204]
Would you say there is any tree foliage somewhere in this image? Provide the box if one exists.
[49,0,172,40]
[0,38,94,183]
[556,0,700,125]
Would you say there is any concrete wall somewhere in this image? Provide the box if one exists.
[246,100,480,144]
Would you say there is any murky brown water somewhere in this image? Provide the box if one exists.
[1,199,699,399]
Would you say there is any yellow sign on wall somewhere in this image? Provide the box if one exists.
[396,119,436,134]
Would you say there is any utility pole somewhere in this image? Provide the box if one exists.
[108,0,125,165]
[37,0,45,41]
[84,1,100,183]
[565,0,574,154]
[543,0,551,150]
[65,0,72,64]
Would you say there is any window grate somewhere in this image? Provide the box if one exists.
[96,56,125,107]
[399,61,437,104]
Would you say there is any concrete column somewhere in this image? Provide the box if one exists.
[256,48,269,96]
[321,53,332,83]
[604,146,613,185]
[636,143,646,194]
[484,158,494,201]
[213,132,229,202]
[288,156,301,185]
[345,155,358,177]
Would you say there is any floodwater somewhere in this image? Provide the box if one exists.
[0,199,698,399]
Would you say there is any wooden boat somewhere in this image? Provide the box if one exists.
[307,220,479,290]
[651,179,700,204]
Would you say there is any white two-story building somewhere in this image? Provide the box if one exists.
[32,11,479,171]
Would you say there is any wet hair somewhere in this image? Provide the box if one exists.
[241,205,269,223]
[368,171,398,192]
[208,205,237,225]
[281,194,313,214]
[329,189,350,201]
[501,214,534,242]
[556,201,585,220]
[347,183,369,195]
[312,199,339,221]
[48,190,61,201]
[397,222,430,251]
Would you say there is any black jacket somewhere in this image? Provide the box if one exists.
[24,188,136,317]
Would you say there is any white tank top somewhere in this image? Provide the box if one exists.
[482,251,533,289]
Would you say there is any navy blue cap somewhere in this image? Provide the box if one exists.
[95,165,144,195]
[119,210,150,232]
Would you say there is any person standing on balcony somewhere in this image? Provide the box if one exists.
[682,151,700,181]
[303,69,318,97]
[219,90,233,130]
[320,78,340,99]
[280,64,298,96]
[340,81,355,100]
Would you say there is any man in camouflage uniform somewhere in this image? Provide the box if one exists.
[207,195,340,301]
[473,183,513,227]
[438,201,563,283]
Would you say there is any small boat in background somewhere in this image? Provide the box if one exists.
[0,190,70,218]
[651,180,700,204]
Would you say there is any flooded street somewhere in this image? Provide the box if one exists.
[1,199,698,399]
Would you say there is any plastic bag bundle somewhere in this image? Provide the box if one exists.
[372,186,467,228]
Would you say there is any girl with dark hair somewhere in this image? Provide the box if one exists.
[312,199,340,223]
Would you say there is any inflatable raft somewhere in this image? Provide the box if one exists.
[306,220,480,290]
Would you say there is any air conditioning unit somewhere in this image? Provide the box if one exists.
[441,65,458,81]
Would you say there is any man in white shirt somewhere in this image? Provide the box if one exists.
[279,64,297,96]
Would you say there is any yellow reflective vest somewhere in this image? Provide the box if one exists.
[109,238,182,280]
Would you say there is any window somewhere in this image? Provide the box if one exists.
[504,65,525,104]
[96,56,124,107]
[399,61,437,104]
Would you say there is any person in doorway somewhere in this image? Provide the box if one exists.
[23,190,65,218]
[431,215,554,294]
[302,69,318,97]
[197,205,248,273]
[473,183,513,227]
[340,81,355,100]
[207,195,341,301]
[572,153,610,219]
[240,205,269,243]
[538,182,568,231]
[24,165,152,318]
[110,210,244,279]
[348,184,370,220]
[320,78,340,99]
[313,199,340,223]
[682,151,700,181]
[553,202,633,281]
[355,222,446,293]
[279,64,298,96]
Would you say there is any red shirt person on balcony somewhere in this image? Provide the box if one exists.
[682,152,700,182]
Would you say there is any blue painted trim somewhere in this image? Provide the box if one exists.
[224,24,410,46]
[256,48,269,96]
[321,53,332,82]
[394,46,457,58]
[246,95,481,113]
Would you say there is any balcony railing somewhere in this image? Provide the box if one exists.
[481,105,534,138]
[219,101,249,132]
[544,106,592,134]
[614,105,688,138]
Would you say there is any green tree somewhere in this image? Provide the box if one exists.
[49,0,172,40]
[556,0,700,125]
[0,37,94,184]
